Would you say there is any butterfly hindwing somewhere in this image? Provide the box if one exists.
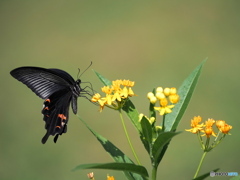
[41,90,72,144]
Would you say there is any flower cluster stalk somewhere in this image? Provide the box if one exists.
[119,110,141,165]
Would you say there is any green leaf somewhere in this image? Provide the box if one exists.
[140,116,153,144]
[154,60,207,166]
[76,115,147,180]
[122,99,142,133]
[93,70,112,86]
[152,131,180,167]
[140,116,153,154]
[149,103,156,120]
[193,168,220,180]
[164,59,207,132]
[73,162,149,178]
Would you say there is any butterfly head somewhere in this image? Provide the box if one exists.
[76,79,81,85]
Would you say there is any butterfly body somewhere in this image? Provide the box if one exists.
[10,67,84,144]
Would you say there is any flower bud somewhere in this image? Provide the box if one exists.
[150,96,157,104]
[147,92,154,99]
[163,87,170,96]
[156,92,165,100]
[87,172,94,179]
[156,87,163,93]
[170,87,177,95]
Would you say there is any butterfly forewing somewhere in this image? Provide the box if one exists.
[10,66,82,144]
[10,67,75,99]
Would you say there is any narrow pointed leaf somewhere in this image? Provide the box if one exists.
[149,102,156,120]
[73,162,149,178]
[140,116,153,154]
[93,70,112,86]
[164,59,207,132]
[77,115,147,180]
[122,99,142,133]
[193,168,220,180]
[140,116,153,144]
[152,131,180,167]
[155,60,207,165]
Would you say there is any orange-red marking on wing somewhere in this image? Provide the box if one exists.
[44,107,49,110]
[58,114,67,120]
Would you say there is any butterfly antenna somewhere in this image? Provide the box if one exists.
[77,61,92,79]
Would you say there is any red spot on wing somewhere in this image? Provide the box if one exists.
[44,107,49,110]
[58,114,67,120]
[45,99,51,102]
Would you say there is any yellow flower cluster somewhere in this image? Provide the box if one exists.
[147,87,180,115]
[91,79,135,110]
[186,116,232,138]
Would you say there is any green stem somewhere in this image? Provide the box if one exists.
[197,132,205,150]
[193,151,207,179]
[214,131,221,141]
[162,115,165,132]
[211,134,226,149]
[205,137,210,151]
[152,166,157,180]
[119,110,141,165]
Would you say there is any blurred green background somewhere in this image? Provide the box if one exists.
[1,1,239,180]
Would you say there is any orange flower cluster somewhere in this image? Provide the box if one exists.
[186,116,232,138]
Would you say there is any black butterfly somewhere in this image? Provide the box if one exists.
[10,66,90,144]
